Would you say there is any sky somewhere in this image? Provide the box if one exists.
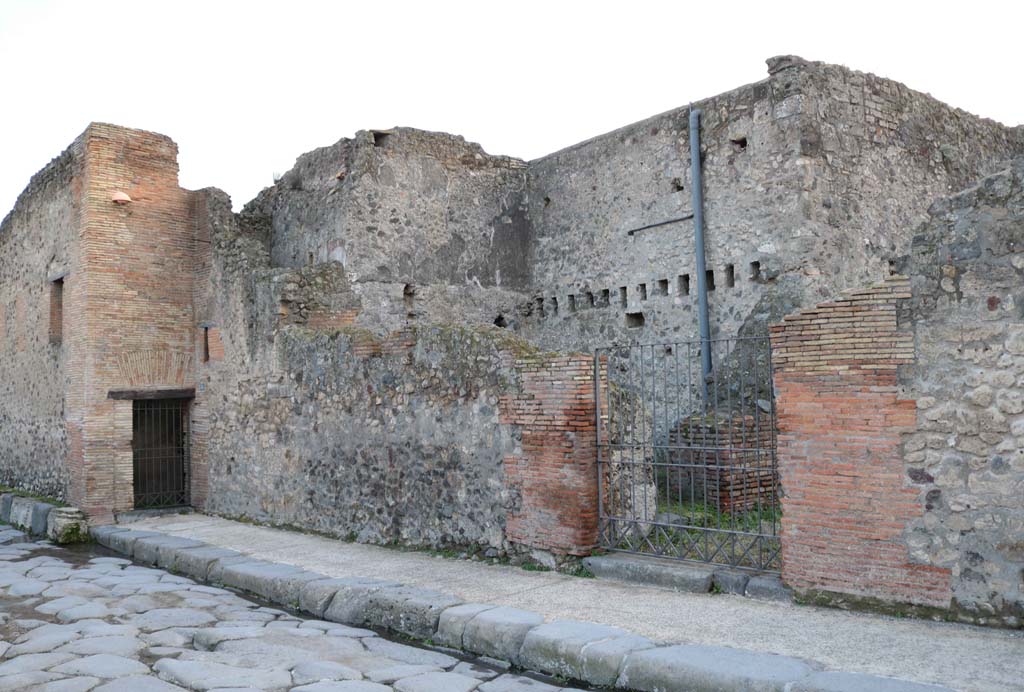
[1,0,1022,216]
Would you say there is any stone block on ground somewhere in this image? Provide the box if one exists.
[50,653,151,678]
[217,559,321,604]
[0,494,14,523]
[46,507,89,544]
[712,569,751,595]
[322,577,403,626]
[166,545,242,580]
[518,619,629,680]
[300,578,355,617]
[461,606,544,665]
[291,660,364,685]
[9,496,53,535]
[617,644,813,692]
[579,634,657,687]
[360,585,464,639]
[106,530,163,557]
[132,535,205,567]
[90,525,130,548]
[478,675,561,691]
[745,574,793,602]
[435,603,496,649]
[583,553,713,593]
[207,555,264,584]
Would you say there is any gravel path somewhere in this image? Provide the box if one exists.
[0,539,586,691]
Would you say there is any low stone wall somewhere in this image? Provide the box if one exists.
[0,492,88,543]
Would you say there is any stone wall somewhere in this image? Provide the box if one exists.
[770,277,952,609]
[519,57,1024,354]
[243,128,532,336]
[193,193,598,557]
[0,138,81,499]
[898,159,1024,626]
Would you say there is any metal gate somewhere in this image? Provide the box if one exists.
[595,336,780,571]
[132,398,191,509]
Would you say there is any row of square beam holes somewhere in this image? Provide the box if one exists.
[535,261,761,324]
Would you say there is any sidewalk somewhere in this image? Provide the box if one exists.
[128,513,1024,692]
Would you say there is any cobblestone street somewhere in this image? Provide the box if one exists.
[0,538,586,691]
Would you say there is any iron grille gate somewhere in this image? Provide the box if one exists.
[595,337,780,571]
[132,398,191,509]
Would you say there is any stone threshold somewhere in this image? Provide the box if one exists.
[90,524,951,692]
[582,553,792,602]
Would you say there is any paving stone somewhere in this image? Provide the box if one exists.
[92,675,188,691]
[362,638,458,668]
[14,623,80,642]
[35,677,103,692]
[0,651,76,675]
[57,602,115,623]
[392,671,482,692]
[89,557,131,566]
[7,577,50,596]
[290,660,364,685]
[36,596,89,615]
[50,654,151,678]
[518,620,628,680]
[79,624,139,638]
[57,636,145,657]
[291,682,392,692]
[461,607,544,664]
[131,536,206,568]
[192,627,267,651]
[617,644,813,692]
[789,671,955,691]
[153,658,292,690]
[0,671,68,690]
[450,661,500,681]
[130,608,217,632]
[578,634,656,687]
[141,631,191,648]
[360,585,463,639]
[745,575,793,603]
[42,581,111,599]
[0,529,28,546]
[365,664,442,683]
[477,675,561,691]
[435,604,497,649]
[214,629,365,667]
[5,631,81,655]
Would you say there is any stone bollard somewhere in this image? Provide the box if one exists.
[47,507,89,544]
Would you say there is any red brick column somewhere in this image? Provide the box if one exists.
[501,355,598,555]
[770,276,952,607]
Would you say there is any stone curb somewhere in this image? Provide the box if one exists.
[90,525,955,692]
[0,493,89,544]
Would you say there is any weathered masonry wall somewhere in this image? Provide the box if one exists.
[0,138,82,499]
[71,125,198,519]
[243,129,531,336]
[772,155,1024,625]
[771,278,952,609]
[898,159,1024,626]
[521,57,1024,353]
[193,193,597,557]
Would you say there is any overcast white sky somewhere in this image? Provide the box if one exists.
[1,0,1021,215]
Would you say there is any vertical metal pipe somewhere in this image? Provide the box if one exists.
[689,108,712,401]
